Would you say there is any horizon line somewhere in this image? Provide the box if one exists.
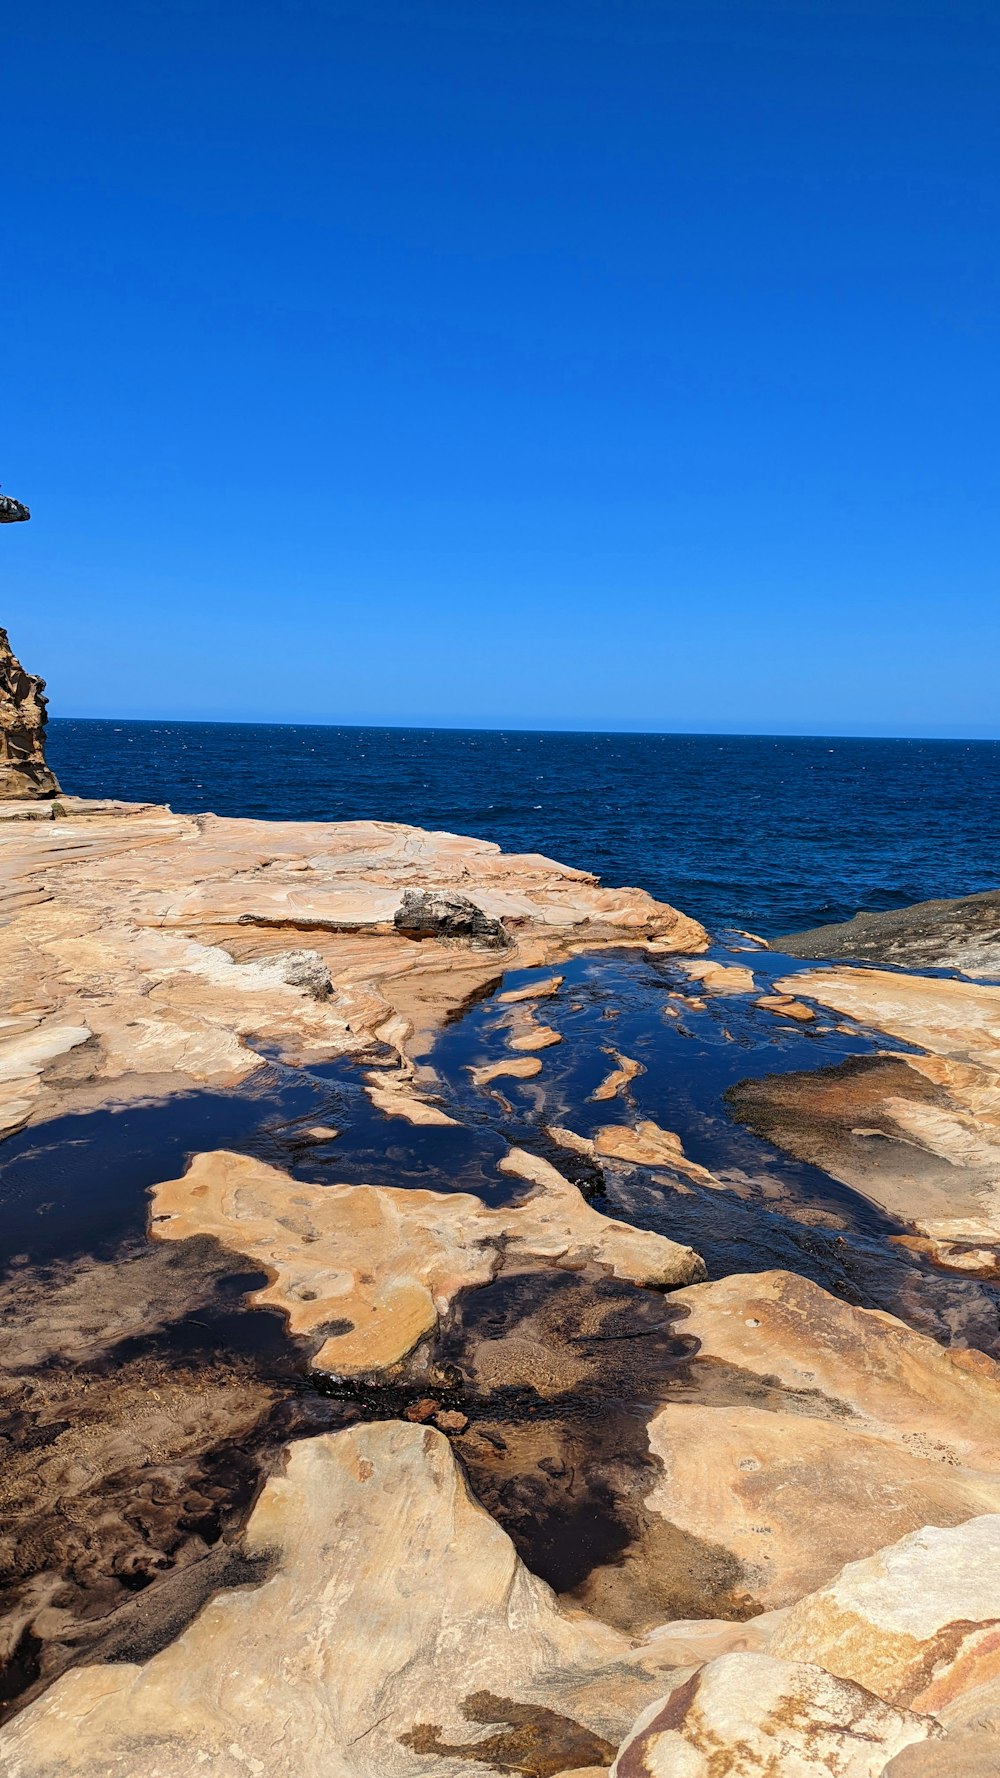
[46,715,1000,745]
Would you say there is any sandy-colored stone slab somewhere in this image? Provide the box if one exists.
[497,974,564,1004]
[772,1515,1000,1713]
[631,1270,1000,1612]
[0,1422,698,1778]
[755,991,815,1021]
[678,958,755,995]
[509,1020,563,1051]
[591,1049,643,1101]
[0,804,706,1133]
[471,1054,544,1085]
[610,1653,936,1778]
[149,1148,704,1375]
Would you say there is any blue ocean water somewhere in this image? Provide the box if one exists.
[47,720,1000,937]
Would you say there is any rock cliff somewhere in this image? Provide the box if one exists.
[0,627,60,800]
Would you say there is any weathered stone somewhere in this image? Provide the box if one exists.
[0,807,705,1133]
[630,1270,1000,1612]
[148,1147,705,1376]
[592,1121,718,1184]
[0,1422,696,1778]
[272,947,333,997]
[591,1049,643,1101]
[434,1408,469,1433]
[678,958,755,995]
[497,974,564,1003]
[471,1053,544,1085]
[0,494,30,522]
[755,991,815,1021]
[394,887,511,948]
[773,888,1000,980]
[772,1515,1000,1713]
[508,1011,563,1050]
[609,1653,937,1778]
[546,1119,720,1186]
[0,627,60,800]
[735,967,1000,1242]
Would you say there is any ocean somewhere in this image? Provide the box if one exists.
[47,720,1000,938]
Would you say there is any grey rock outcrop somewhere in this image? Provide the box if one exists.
[0,494,30,523]
[394,887,512,948]
[0,627,60,800]
[773,889,1000,979]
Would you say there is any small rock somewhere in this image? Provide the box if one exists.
[433,1409,469,1434]
[275,949,333,999]
[470,1055,543,1086]
[497,974,564,1004]
[756,992,815,1022]
[404,1398,440,1423]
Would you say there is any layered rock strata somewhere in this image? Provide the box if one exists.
[0,628,60,801]
[729,964,1000,1259]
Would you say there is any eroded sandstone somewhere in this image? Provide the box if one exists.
[0,805,706,1134]
[0,628,59,803]
[609,1653,936,1778]
[730,966,1000,1248]
[772,1515,1000,1713]
[148,1147,705,1377]
[0,1422,696,1778]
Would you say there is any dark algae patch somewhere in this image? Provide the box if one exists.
[427,1266,835,1629]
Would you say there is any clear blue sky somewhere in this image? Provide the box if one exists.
[3,1,998,734]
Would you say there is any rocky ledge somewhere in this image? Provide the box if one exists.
[5,815,1000,1776]
[773,887,1000,979]
[0,799,706,1137]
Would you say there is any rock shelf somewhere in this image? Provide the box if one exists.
[4,804,1000,1775]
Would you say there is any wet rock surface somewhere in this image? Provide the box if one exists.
[0,1423,691,1778]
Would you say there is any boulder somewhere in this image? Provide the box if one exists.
[772,1515,1000,1714]
[394,887,511,949]
[609,1653,937,1778]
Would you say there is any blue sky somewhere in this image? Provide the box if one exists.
[3,1,998,734]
